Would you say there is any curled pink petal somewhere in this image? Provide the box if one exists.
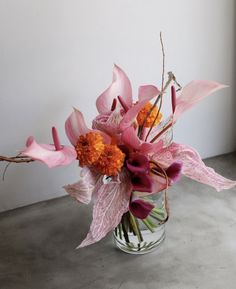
[154,142,236,192]
[138,85,160,101]
[63,167,103,204]
[121,126,163,155]
[21,137,77,168]
[129,197,154,219]
[140,140,163,154]
[65,109,90,146]
[78,170,132,248]
[121,127,141,151]
[173,80,226,122]
[96,64,132,114]
[120,94,157,131]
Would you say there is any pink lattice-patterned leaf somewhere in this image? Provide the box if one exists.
[78,170,132,248]
[63,167,103,204]
[154,142,236,192]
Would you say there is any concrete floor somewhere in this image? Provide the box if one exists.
[0,152,236,289]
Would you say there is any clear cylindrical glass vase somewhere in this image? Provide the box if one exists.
[113,191,168,254]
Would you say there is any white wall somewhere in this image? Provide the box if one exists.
[0,0,235,212]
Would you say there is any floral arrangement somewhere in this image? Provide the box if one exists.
[1,58,236,252]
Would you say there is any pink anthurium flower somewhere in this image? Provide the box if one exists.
[21,127,77,168]
[129,196,154,220]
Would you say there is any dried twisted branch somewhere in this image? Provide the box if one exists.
[0,154,34,181]
[0,155,34,163]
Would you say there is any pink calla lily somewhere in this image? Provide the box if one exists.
[129,196,154,220]
[126,153,150,173]
[131,172,154,193]
[165,161,183,183]
[21,127,77,168]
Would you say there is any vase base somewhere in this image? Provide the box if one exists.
[113,224,165,255]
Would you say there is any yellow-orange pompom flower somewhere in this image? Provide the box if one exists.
[94,145,125,176]
[75,132,104,167]
[136,102,162,128]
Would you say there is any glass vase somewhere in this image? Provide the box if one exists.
[113,190,168,254]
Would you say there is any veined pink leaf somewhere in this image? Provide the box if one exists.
[63,167,103,204]
[154,142,236,192]
[78,170,132,248]
[96,64,132,114]
[173,80,226,122]
[138,85,160,102]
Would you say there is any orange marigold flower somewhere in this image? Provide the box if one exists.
[75,132,104,167]
[137,102,162,128]
[94,145,125,176]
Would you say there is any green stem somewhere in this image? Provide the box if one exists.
[129,213,143,243]
[150,212,165,222]
[152,207,166,217]
[121,219,130,243]
[142,219,155,233]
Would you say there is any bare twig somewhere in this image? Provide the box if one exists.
[160,31,165,93]
[0,155,34,163]
[138,33,165,137]
[0,154,34,181]
[144,33,165,140]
